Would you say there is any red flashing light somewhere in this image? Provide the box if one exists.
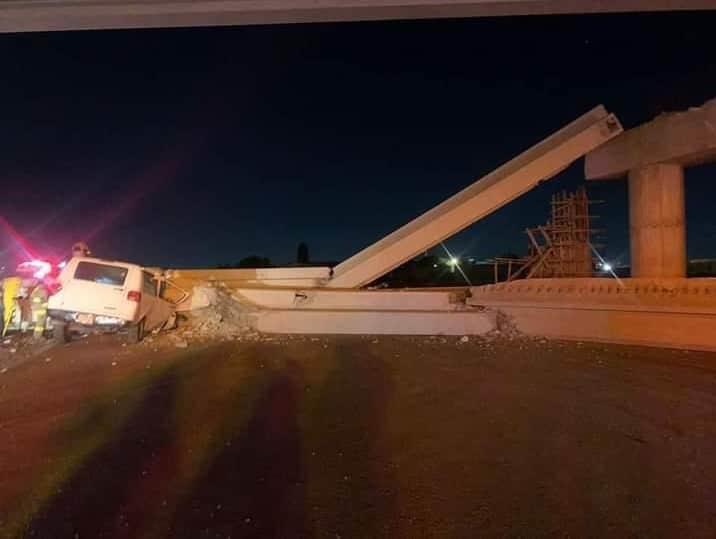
[127,290,142,302]
[17,259,52,279]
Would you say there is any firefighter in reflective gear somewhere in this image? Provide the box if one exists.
[2,277,21,337]
[72,241,91,258]
[30,284,49,338]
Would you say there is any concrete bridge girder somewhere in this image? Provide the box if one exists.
[330,106,622,288]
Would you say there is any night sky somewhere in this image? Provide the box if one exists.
[1,11,715,269]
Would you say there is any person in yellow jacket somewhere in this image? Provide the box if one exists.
[2,276,21,337]
[30,284,49,338]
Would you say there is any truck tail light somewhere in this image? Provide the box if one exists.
[127,290,142,302]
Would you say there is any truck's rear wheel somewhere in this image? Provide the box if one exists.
[127,318,145,344]
[53,321,71,344]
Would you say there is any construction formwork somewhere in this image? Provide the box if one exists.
[528,187,594,278]
[504,187,597,281]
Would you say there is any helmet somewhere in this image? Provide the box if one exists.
[72,241,91,257]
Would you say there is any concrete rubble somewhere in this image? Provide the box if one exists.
[492,311,523,339]
[186,285,258,336]
[157,284,264,347]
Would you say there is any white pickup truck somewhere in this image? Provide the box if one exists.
[48,257,175,344]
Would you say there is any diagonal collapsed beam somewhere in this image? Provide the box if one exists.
[328,106,623,288]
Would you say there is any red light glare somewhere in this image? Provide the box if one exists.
[17,259,52,279]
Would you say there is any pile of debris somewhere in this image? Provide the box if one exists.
[490,310,524,340]
[168,284,260,347]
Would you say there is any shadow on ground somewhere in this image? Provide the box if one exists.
[14,342,397,539]
[168,360,308,538]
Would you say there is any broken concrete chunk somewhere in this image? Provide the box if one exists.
[190,285,219,310]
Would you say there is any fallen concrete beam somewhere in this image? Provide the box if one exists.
[169,266,331,290]
[1,1,712,33]
[585,98,716,180]
[328,106,622,288]
[469,278,716,350]
[234,286,469,311]
[225,286,492,335]
[255,309,495,335]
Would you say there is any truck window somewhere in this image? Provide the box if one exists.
[142,271,157,297]
[74,262,128,286]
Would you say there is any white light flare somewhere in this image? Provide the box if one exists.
[439,242,472,286]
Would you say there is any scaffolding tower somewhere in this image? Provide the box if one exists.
[494,187,599,281]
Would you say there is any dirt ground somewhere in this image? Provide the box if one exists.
[1,333,715,538]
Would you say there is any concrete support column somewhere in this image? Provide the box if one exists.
[628,163,686,278]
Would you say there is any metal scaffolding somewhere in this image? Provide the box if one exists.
[494,187,599,281]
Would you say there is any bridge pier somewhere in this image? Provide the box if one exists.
[586,98,716,279]
[628,163,686,278]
